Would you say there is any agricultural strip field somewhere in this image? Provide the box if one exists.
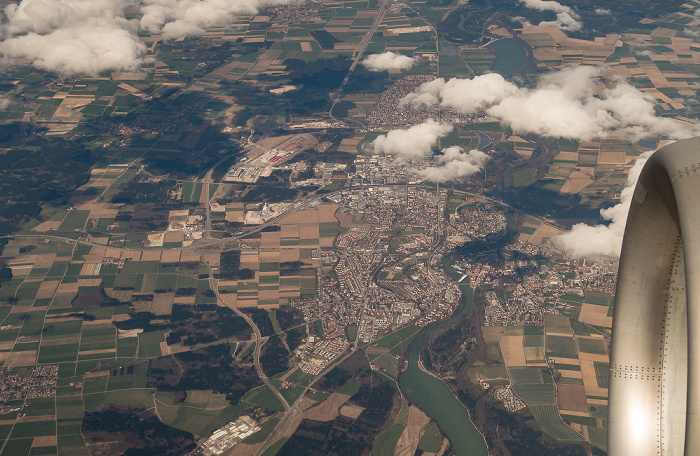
[546,335,578,358]
[509,367,543,385]
[593,362,610,389]
[529,404,586,442]
[511,384,555,405]
[577,338,607,355]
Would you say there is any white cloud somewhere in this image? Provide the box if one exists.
[538,11,581,31]
[371,119,453,160]
[684,27,700,38]
[361,52,418,72]
[400,66,695,141]
[161,19,205,39]
[0,17,149,76]
[517,0,582,31]
[595,8,611,15]
[520,0,570,13]
[371,121,488,182]
[553,151,653,258]
[0,0,146,75]
[0,0,302,75]
[400,73,518,114]
[140,0,301,37]
[416,146,489,182]
[1,0,131,35]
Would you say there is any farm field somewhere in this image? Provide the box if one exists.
[529,404,586,442]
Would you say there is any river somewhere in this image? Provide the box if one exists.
[399,276,488,456]
[486,38,528,78]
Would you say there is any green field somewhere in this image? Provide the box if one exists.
[509,367,543,385]
[371,423,405,456]
[59,210,90,231]
[545,314,574,335]
[512,168,537,187]
[83,389,155,412]
[587,425,608,449]
[485,341,503,363]
[117,338,138,358]
[584,292,611,306]
[259,262,280,273]
[577,338,607,355]
[555,363,581,371]
[155,274,177,291]
[368,351,399,379]
[511,384,555,405]
[594,361,610,389]
[546,335,578,358]
[137,331,165,358]
[21,398,55,416]
[19,313,44,336]
[529,404,586,442]
[10,420,56,439]
[120,261,160,274]
[284,368,315,386]
[1,438,34,455]
[372,324,421,350]
[240,385,285,412]
[394,399,409,426]
[319,222,340,237]
[419,421,443,452]
[522,226,537,235]
[309,391,330,402]
[243,418,281,444]
[280,385,305,404]
[15,281,40,302]
[38,344,79,363]
[81,325,116,339]
[57,434,89,454]
[522,335,544,347]
[337,379,361,396]
[83,375,108,394]
[558,377,584,386]
[261,438,288,456]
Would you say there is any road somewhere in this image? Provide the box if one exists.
[254,329,366,456]
[3,183,564,251]
[199,167,292,421]
[254,392,303,456]
[350,0,388,73]
[255,240,385,455]
[3,180,564,253]
[353,257,385,349]
[199,180,294,449]
[202,168,214,239]
[330,0,389,117]
[208,273,291,413]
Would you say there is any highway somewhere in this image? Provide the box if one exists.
[2,178,562,245]
[330,0,389,118]
[202,168,214,239]
[254,255,385,455]
[208,273,291,414]
[200,170,292,425]
[254,330,367,456]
